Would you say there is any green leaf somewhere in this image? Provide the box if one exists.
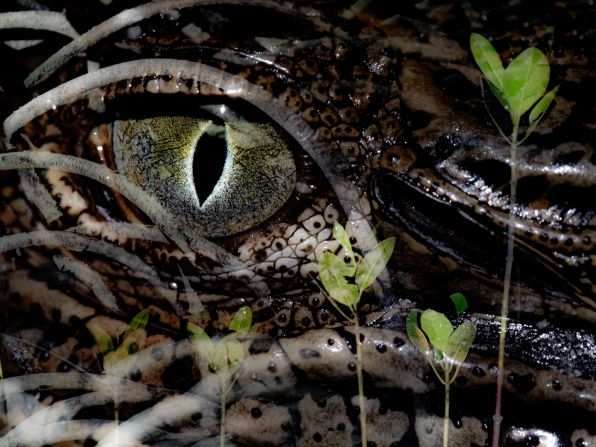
[86,322,114,354]
[502,47,550,123]
[188,324,221,371]
[128,309,150,332]
[420,310,453,353]
[470,33,506,93]
[229,305,252,334]
[332,221,354,258]
[319,251,355,278]
[449,293,468,317]
[208,341,227,373]
[444,321,476,366]
[521,85,559,143]
[528,85,559,125]
[523,84,559,140]
[406,310,430,355]
[319,266,360,308]
[187,322,210,342]
[222,335,245,369]
[104,329,146,377]
[355,237,396,291]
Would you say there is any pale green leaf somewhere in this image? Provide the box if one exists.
[223,336,245,368]
[444,321,476,366]
[332,221,354,257]
[406,310,430,355]
[86,322,114,354]
[209,341,228,373]
[319,267,360,308]
[121,330,145,356]
[420,309,453,353]
[189,332,221,371]
[319,251,355,278]
[355,237,395,291]
[523,85,559,141]
[503,47,549,122]
[188,322,219,369]
[128,309,150,332]
[470,33,505,93]
[187,322,210,342]
[229,305,252,334]
[415,327,431,355]
[104,329,146,377]
[449,293,468,316]
[529,85,559,125]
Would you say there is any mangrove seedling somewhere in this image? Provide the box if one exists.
[87,309,150,424]
[470,33,558,447]
[316,222,395,447]
[188,305,252,447]
[0,352,4,447]
[407,293,475,447]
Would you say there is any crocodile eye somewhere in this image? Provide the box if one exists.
[112,110,296,237]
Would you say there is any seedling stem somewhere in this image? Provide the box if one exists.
[470,32,558,447]
[314,221,395,447]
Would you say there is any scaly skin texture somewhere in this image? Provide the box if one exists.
[0,1,594,446]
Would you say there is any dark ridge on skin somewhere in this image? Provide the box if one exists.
[515,175,550,205]
[375,171,590,313]
[249,336,274,355]
[161,355,201,391]
[507,372,536,394]
[553,150,586,166]
[433,68,477,103]
[459,158,512,188]
[472,318,596,380]
[41,323,74,349]
[408,110,433,131]
[548,184,596,214]
[0,1,594,444]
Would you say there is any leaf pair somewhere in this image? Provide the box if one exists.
[406,294,475,383]
[188,305,252,375]
[87,309,150,378]
[317,222,395,318]
[470,33,558,138]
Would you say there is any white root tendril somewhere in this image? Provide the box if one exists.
[0,11,79,40]
[53,254,119,311]
[23,0,295,87]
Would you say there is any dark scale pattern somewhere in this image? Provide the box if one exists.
[0,1,594,446]
[161,356,201,392]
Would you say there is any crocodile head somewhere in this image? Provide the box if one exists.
[0,1,594,446]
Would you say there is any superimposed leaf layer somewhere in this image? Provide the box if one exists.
[445,321,476,366]
[420,309,453,353]
[450,293,468,316]
[503,47,550,122]
[355,237,395,291]
[470,33,505,92]
[229,305,252,334]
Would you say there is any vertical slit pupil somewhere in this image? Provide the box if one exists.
[193,131,227,204]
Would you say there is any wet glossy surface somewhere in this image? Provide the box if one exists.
[0,0,594,445]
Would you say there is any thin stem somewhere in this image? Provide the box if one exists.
[220,374,228,447]
[429,358,446,386]
[355,321,367,447]
[443,373,450,447]
[0,357,5,443]
[492,121,519,447]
